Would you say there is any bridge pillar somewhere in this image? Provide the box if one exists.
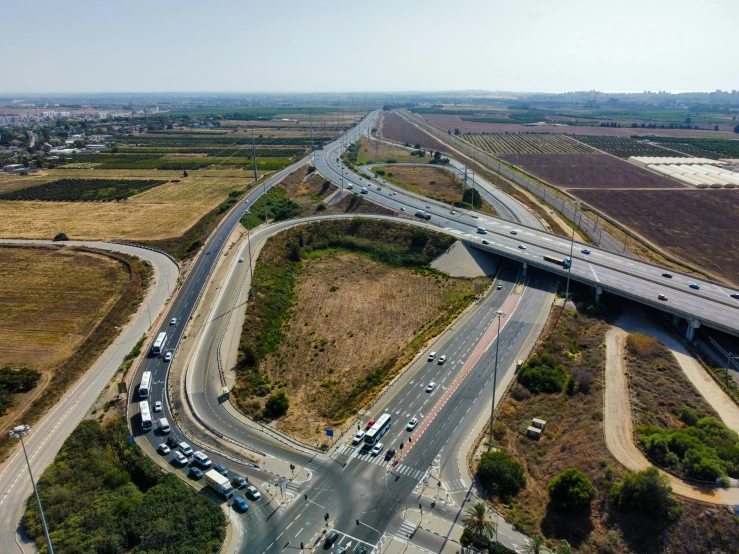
[686,319,700,342]
[522,262,527,277]
[594,285,603,303]
[673,314,680,327]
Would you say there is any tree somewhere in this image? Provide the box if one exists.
[53,232,68,241]
[264,390,289,419]
[734,123,739,134]
[462,188,483,208]
[524,534,546,554]
[547,468,596,510]
[462,502,496,545]
[410,229,429,247]
[610,467,681,519]
[477,450,526,501]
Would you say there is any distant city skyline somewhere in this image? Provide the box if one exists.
[3,0,736,94]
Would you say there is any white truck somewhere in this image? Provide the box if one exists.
[204,469,234,499]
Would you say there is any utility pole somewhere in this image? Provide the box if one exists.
[309,110,314,151]
[488,311,506,450]
[246,210,255,299]
[564,201,580,306]
[251,128,258,182]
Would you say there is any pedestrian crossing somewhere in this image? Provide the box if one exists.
[285,480,302,493]
[396,519,417,539]
[306,457,324,473]
[334,445,426,479]
[441,478,468,493]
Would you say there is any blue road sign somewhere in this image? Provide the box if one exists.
[326,429,334,437]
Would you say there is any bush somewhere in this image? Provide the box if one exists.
[547,468,597,510]
[0,366,42,415]
[518,360,567,394]
[610,467,681,519]
[626,333,661,359]
[53,232,68,241]
[264,390,289,419]
[315,203,327,212]
[477,450,526,501]
[410,229,429,247]
[679,406,699,426]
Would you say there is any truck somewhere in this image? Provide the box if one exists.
[204,469,234,498]
[543,255,572,269]
[414,210,431,220]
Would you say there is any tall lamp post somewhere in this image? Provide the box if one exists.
[564,200,581,307]
[10,425,54,554]
[488,310,506,450]
[245,209,255,300]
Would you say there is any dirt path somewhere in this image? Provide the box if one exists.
[604,324,739,504]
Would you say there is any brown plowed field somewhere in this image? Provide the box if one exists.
[572,189,739,285]
[380,111,455,155]
[500,153,687,190]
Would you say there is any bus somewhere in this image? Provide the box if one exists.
[364,413,392,446]
[139,371,152,399]
[543,255,572,269]
[152,332,167,356]
[139,401,152,432]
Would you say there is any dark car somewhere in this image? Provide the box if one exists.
[731,293,739,299]
[232,475,248,489]
[166,435,180,448]
[356,548,368,554]
[189,467,204,480]
[384,447,397,460]
[325,530,339,546]
[233,496,249,512]
[213,463,228,477]
[662,272,672,278]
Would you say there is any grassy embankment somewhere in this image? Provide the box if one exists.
[231,218,484,444]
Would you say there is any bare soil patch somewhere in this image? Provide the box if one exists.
[499,154,685,190]
[571,188,739,285]
[380,111,455,156]
[354,137,425,165]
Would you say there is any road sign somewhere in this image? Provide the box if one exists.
[326,429,334,437]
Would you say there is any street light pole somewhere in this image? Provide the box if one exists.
[488,311,506,451]
[564,201,580,307]
[10,425,54,554]
[246,210,255,300]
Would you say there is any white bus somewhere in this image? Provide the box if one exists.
[139,400,152,432]
[152,332,167,356]
[364,413,392,446]
[139,371,152,399]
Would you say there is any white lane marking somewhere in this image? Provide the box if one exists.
[589,264,600,283]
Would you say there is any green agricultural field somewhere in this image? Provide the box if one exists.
[0,178,167,202]
[464,133,594,154]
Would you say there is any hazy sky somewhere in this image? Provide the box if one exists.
[4,0,736,93]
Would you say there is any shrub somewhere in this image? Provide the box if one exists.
[477,450,526,501]
[610,467,681,519]
[264,390,289,419]
[626,333,661,359]
[410,229,429,247]
[315,203,327,212]
[547,468,597,510]
[53,232,68,241]
[679,407,699,426]
[518,361,567,394]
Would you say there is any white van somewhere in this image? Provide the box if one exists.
[159,417,170,434]
[193,451,212,468]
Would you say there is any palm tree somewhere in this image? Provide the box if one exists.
[524,534,547,554]
[461,502,496,543]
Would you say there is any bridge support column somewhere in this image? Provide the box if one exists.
[593,285,603,303]
[673,314,680,327]
[522,262,527,277]
[686,319,700,342]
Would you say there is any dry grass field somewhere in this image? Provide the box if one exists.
[0,170,254,240]
[0,245,129,370]
[354,137,423,164]
[269,251,476,441]
[381,111,456,155]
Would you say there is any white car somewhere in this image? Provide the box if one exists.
[476,228,487,235]
[154,401,162,412]
[407,418,418,431]
[172,451,187,465]
[400,207,406,212]
[371,443,384,456]
[449,210,456,215]
[352,431,365,445]
[426,382,436,393]
[438,355,446,364]
[179,442,193,456]
[518,244,526,250]
[170,318,177,325]
[164,352,172,362]
[238,257,244,263]
[246,485,261,500]
[158,443,170,455]
[427,351,436,362]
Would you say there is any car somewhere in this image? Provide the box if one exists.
[238,257,244,263]
[438,355,446,364]
[346,184,353,190]
[400,207,406,212]
[426,382,436,393]
[376,186,381,190]
[518,244,526,250]
[212,463,228,476]
[170,318,177,325]
[658,294,668,301]
[384,447,397,460]
[172,451,187,465]
[356,548,368,554]
[352,431,366,445]
[246,485,261,500]
[193,451,212,468]
[427,351,436,361]
[581,248,591,254]
[482,239,489,245]
[189,467,204,480]
[334,546,348,554]
[407,417,418,431]
[158,443,170,455]
[510,229,518,235]
[233,496,249,512]
[232,475,248,488]
[164,352,172,362]
[166,434,180,448]
[662,272,673,278]
[449,210,456,215]
[365,419,376,430]
[153,401,162,412]
[732,293,739,299]
[496,283,502,290]
[179,442,193,456]
[325,530,339,546]
[476,228,487,234]
[425,205,431,210]
[371,443,384,456]
[689,283,700,290]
